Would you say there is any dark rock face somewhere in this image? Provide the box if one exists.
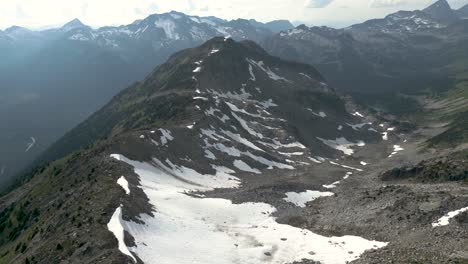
[423,0,458,23]
[381,151,468,183]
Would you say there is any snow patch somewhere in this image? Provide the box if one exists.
[107,206,137,263]
[432,206,468,227]
[159,129,174,146]
[352,111,364,118]
[307,108,327,118]
[317,137,365,156]
[388,145,404,158]
[117,176,130,195]
[231,112,264,139]
[154,19,180,40]
[204,150,216,160]
[209,49,220,55]
[111,155,386,264]
[246,58,290,82]
[284,190,334,207]
[233,160,261,174]
[382,132,388,141]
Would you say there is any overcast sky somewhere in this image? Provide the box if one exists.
[1,0,467,30]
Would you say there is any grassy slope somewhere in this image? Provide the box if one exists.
[0,142,128,264]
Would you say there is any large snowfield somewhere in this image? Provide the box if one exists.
[110,154,387,264]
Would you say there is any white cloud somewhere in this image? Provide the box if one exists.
[0,0,467,30]
[369,0,407,8]
[304,0,335,8]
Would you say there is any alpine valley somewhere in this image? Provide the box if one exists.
[0,1,467,264]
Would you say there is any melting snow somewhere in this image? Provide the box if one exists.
[323,172,353,189]
[204,150,216,160]
[278,152,304,157]
[117,176,130,195]
[221,130,264,152]
[329,161,364,172]
[258,99,278,109]
[299,73,312,79]
[382,132,388,141]
[258,139,306,150]
[432,206,468,227]
[308,109,327,118]
[111,155,387,264]
[246,58,290,82]
[159,129,174,146]
[308,157,323,164]
[352,112,364,118]
[231,112,264,139]
[248,64,256,81]
[317,137,365,156]
[193,67,202,73]
[107,206,137,263]
[388,145,404,158]
[209,49,220,55]
[154,19,180,40]
[284,190,334,207]
[233,160,261,174]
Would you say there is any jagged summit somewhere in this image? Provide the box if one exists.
[456,3,468,18]
[61,18,87,31]
[423,0,458,22]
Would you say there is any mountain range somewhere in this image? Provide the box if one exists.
[0,13,293,189]
[2,0,468,190]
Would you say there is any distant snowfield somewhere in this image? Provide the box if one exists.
[317,137,365,156]
[284,190,334,207]
[110,154,387,264]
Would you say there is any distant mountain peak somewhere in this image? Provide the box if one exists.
[423,0,458,22]
[62,18,87,31]
[5,25,29,33]
[424,0,450,10]
[456,3,468,18]
[249,19,294,33]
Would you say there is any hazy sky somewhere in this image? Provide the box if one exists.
[0,0,467,30]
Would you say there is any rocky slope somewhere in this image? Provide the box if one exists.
[0,37,416,264]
